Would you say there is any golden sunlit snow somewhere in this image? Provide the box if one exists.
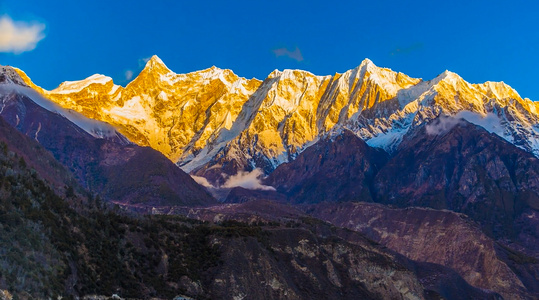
[14,56,539,173]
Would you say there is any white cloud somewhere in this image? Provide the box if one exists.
[426,115,464,135]
[426,111,504,137]
[273,46,304,62]
[454,111,505,137]
[138,56,152,67]
[0,16,46,54]
[125,70,134,81]
[191,175,215,189]
[222,169,276,191]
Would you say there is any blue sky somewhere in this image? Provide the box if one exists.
[1,1,538,100]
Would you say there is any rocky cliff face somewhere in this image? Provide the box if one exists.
[156,200,503,299]
[307,202,533,299]
[13,57,539,182]
[206,226,426,300]
[242,118,539,298]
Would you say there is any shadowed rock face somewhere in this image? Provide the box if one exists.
[0,71,215,207]
[0,66,28,86]
[306,202,532,299]
[266,130,389,204]
[374,122,539,243]
[208,227,426,300]
[168,200,502,300]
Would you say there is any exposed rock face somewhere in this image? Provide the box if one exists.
[265,130,388,203]
[229,119,539,298]
[207,227,425,300]
[0,68,215,207]
[13,57,539,180]
[307,202,532,299]
[166,200,502,299]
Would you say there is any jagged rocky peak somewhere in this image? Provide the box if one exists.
[436,69,461,81]
[0,65,28,86]
[142,54,172,74]
[355,58,419,90]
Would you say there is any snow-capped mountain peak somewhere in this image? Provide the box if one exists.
[144,55,171,72]
[12,57,539,183]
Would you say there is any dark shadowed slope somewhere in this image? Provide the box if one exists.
[374,120,539,243]
[307,202,533,299]
[0,115,79,196]
[265,130,388,204]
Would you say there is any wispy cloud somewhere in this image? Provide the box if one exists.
[120,56,154,83]
[0,16,46,54]
[273,46,304,62]
[425,111,504,136]
[222,169,275,191]
[191,175,216,189]
[139,56,152,67]
[390,43,423,56]
[125,70,134,81]
[425,115,464,135]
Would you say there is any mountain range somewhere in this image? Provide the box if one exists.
[13,56,539,185]
[0,58,538,299]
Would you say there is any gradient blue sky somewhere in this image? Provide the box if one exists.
[1,1,538,100]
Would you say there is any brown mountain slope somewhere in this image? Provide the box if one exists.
[374,119,539,242]
[307,202,532,299]
[265,130,388,203]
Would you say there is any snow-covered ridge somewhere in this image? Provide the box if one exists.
[53,74,116,94]
[0,83,124,140]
